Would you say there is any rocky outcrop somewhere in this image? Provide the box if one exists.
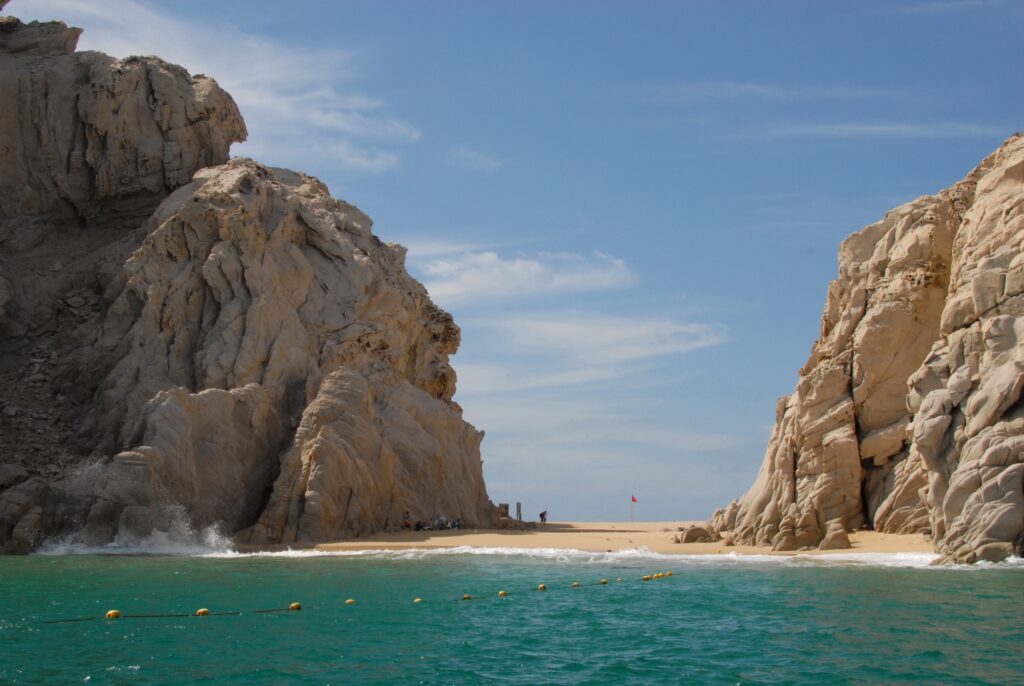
[0,15,245,235]
[81,160,494,544]
[0,12,246,551]
[0,10,494,552]
[711,135,1024,563]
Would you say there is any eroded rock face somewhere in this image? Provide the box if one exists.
[0,16,245,234]
[0,13,246,551]
[711,135,1024,563]
[81,160,495,544]
[0,12,491,552]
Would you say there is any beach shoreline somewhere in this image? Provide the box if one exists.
[298,521,936,556]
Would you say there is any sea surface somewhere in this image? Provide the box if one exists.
[1,545,1022,685]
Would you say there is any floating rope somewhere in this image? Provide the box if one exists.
[40,571,675,624]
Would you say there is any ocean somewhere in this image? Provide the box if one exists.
[2,546,1022,685]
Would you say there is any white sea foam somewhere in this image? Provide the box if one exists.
[36,536,1023,571]
[196,545,1024,570]
[36,523,233,556]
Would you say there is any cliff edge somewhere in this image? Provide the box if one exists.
[710,135,1024,563]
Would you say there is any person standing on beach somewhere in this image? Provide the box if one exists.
[539,511,548,524]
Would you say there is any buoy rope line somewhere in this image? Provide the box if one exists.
[40,572,673,623]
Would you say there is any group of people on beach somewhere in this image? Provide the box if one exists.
[401,511,461,531]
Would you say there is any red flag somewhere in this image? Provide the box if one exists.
[631,495,638,503]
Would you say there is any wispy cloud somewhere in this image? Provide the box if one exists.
[896,0,1004,13]
[455,362,624,395]
[395,238,489,259]
[466,396,742,453]
[469,395,753,520]
[764,122,1007,139]
[446,146,503,173]
[487,314,728,364]
[743,220,834,234]
[645,81,892,104]
[419,250,635,306]
[18,0,418,175]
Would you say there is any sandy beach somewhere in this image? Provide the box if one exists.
[312,521,936,556]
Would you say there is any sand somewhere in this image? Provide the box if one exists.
[312,521,936,556]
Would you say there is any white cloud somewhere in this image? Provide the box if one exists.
[466,396,741,454]
[419,250,635,305]
[455,362,624,396]
[896,0,1004,13]
[395,238,489,259]
[646,81,891,103]
[487,314,728,364]
[17,0,418,175]
[766,122,1006,138]
[470,395,752,519]
[446,147,503,173]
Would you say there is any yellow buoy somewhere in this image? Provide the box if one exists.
[345,599,356,605]
[498,590,507,598]
[571,581,580,588]
[666,571,673,577]
[655,573,664,579]
[289,602,302,611]
[599,579,608,585]
[195,608,210,616]
[413,598,423,604]
[642,575,652,582]
[537,583,547,591]
[105,609,121,619]
[462,594,473,601]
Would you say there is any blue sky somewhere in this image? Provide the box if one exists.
[16,0,1023,520]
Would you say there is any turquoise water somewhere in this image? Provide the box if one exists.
[1,549,1022,685]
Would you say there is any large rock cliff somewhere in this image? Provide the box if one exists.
[81,160,493,545]
[710,136,1024,563]
[0,10,494,552]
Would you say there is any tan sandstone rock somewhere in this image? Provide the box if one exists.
[817,519,852,551]
[0,13,246,551]
[0,15,245,234]
[81,160,495,544]
[711,135,1024,563]
[0,11,492,552]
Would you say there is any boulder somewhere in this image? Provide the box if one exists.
[677,524,717,544]
[818,519,852,550]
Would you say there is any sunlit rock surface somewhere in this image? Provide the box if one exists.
[711,135,1024,563]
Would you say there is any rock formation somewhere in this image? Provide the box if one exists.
[710,135,1024,563]
[81,160,494,545]
[0,8,494,553]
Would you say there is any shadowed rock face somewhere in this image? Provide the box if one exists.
[711,135,1024,563]
[0,12,494,552]
[0,13,246,553]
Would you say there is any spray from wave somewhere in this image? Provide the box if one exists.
[37,502,234,556]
